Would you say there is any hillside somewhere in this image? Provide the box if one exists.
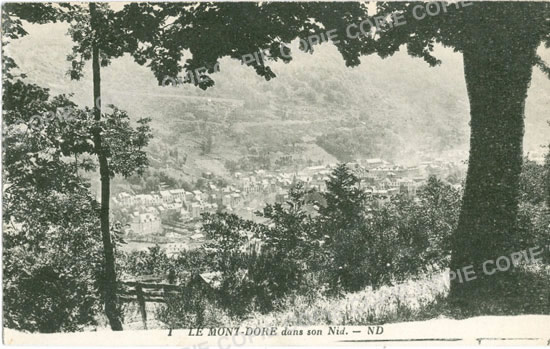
[5,22,550,181]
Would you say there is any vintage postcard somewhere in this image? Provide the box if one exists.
[2,0,549,347]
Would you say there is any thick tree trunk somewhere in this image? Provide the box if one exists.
[90,3,123,331]
[449,28,538,299]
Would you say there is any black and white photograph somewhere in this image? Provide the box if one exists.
[1,1,549,346]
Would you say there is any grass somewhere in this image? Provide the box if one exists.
[243,272,450,326]
[243,264,550,327]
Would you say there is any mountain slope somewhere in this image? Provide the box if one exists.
[5,22,549,174]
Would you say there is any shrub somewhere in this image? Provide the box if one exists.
[156,282,233,329]
[3,207,104,332]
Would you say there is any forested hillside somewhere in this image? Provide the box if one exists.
[7,22,550,179]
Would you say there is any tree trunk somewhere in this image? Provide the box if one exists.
[449,27,538,299]
[90,3,123,331]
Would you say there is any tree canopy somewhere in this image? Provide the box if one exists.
[118,2,549,88]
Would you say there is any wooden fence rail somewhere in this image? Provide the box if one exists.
[120,281,180,329]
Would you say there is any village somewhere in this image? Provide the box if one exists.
[113,157,465,256]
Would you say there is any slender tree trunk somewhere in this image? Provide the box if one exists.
[449,25,538,299]
[90,3,123,331]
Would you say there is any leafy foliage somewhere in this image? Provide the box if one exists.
[156,282,232,329]
[119,245,171,278]
[2,19,152,330]
[2,79,104,332]
[119,2,549,88]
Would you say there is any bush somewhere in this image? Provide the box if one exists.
[316,171,460,292]
[156,282,233,329]
[120,245,171,278]
[3,202,104,333]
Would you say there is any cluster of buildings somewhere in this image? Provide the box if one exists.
[116,157,464,255]
[274,158,464,207]
[114,189,219,237]
[113,172,298,237]
[351,158,455,206]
